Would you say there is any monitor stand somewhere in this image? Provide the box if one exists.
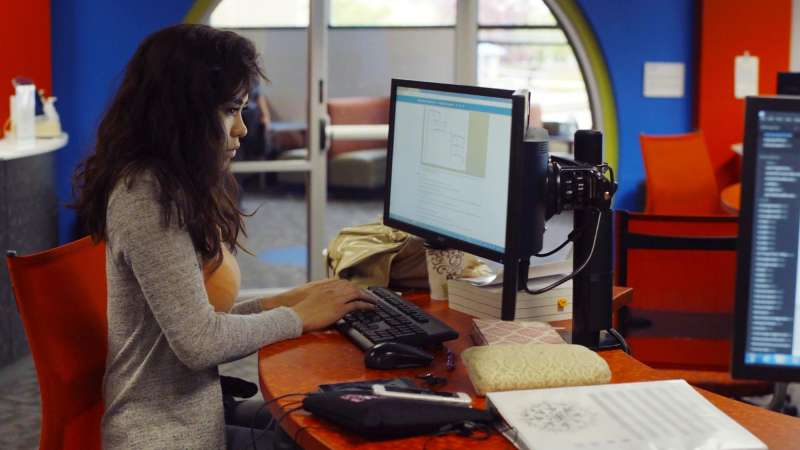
[500,130,624,352]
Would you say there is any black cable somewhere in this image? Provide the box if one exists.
[265,401,304,432]
[422,421,494,450]
[278,403,305,426]
[243,393,310,450]
[534,229,580,258]
[606,328,630,354]
[258,402,305,450]
[526,209,602,296]
[275,405,306,435]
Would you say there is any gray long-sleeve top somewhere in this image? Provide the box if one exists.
[101,172,303,449]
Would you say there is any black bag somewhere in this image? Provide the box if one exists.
[302,390,495,439]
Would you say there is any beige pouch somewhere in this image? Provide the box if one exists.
[327,221,492,289]
[460,343,611,395]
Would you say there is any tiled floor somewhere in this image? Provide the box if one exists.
[0,356,40,450]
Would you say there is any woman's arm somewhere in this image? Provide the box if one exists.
[230,278,360,314]
[107,175,303,370]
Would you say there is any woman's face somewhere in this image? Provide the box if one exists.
[220,93,249,162]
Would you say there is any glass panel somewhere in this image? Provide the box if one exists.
[210,0,310,28]
[223,26,313,289]
[478,0,557,27]
[478,28,592,131]
[331,0,456,26]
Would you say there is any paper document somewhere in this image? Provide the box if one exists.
[735,52,759,99]
[459,259,571,287]
[487,380,766,450]
[643,62,685,98]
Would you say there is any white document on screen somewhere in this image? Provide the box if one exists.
[487,380,766,450]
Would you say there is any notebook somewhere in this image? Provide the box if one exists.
[486,379,767,450]
[471,319,566,345]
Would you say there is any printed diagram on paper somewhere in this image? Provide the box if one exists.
[487,380,767,450]
[421,107,469,172]
[520,401,597,432]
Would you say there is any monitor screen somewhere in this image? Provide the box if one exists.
[732,96,800,382]
[777,72,800,96]
[384,79,519,260]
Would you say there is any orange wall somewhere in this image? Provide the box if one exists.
[0,0,52,129]
[697,0,792,191]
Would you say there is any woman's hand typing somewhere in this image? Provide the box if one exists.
[288,279,376,332]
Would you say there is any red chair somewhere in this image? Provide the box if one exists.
[327,96,390,159]
[640,131,726,215]
[615,211,772,398]
[6,237,107,450]
[6,236,245,449]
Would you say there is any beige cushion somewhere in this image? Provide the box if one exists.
[275,148,386,189]
[328,148,386,189]
[461,343,611,395]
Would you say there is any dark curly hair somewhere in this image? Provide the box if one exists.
[72,24,266,269]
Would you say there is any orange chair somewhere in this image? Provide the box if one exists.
[6,236,249,449]
[615,211,772,397]
[6,237,107,450]
[640,131,726,215]
[327,96,390,159]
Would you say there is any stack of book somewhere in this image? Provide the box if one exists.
[447,261,572,321]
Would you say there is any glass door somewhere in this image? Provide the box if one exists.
[209,0,329,295]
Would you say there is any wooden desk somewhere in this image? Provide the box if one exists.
[258,288,799,450]
[721,183,741,214]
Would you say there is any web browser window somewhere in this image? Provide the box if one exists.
[388,87,512,252]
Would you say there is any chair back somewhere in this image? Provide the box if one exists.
[327,96,390,158]
[614,211,738,371]
[640,131,723,215]
[6,237,107,450]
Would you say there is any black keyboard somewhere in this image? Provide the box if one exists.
[336,286,459,351]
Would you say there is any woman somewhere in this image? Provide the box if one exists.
[72,24,374,449]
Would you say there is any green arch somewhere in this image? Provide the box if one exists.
[183,0,218,23]
[548,0,619,175]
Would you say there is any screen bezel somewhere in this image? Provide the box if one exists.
[731,95,800,382]
[383,78,519,263]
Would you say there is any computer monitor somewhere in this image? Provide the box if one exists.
[383,79,530,262]
[777,72,800,96]
[732,96,800,382]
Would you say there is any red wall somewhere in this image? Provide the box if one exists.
[697,0,792,191]
[0,0,52,132]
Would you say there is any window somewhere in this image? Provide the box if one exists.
[479,0,556,26]
[210,0,455,28]
[478,0,591,130]
[331,0,455,27]
[210,0,309,28]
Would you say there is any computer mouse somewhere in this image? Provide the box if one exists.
[364,342,434,370]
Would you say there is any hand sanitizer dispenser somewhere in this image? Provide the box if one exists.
[9,78,36,142]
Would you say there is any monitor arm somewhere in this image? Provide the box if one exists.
[501,129,623,351]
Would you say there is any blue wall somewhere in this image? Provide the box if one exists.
[52,1,194,242]
[576,0,697,211]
